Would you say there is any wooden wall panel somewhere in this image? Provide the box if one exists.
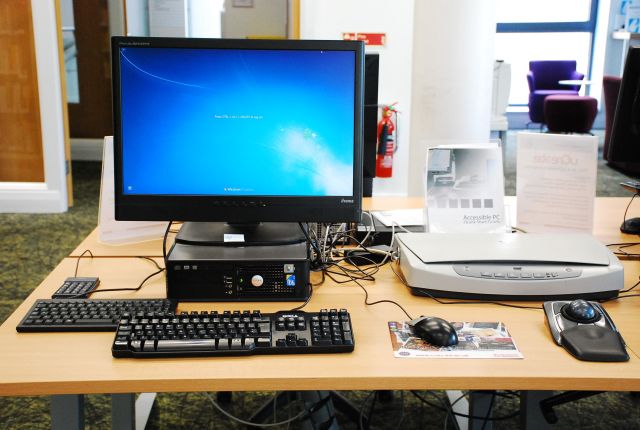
[0,0,45,182]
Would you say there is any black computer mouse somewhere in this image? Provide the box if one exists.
[561,299,601,323]
[409,316,459,347]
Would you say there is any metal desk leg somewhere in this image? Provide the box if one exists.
[520,391,553,430]
[111,393,157,430]
[51,394,84,430]
[111,394,134,430]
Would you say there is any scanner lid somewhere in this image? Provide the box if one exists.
[396,233,612,266]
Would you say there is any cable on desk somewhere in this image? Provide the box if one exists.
[299,222,392,287]
[298,223,323,268]
[620,276,640,293]
[75,258,165,298]
[607,242,640,258]
[163,221,173,266]
[390,262,543,311]
[137,255,164,271]
[598,293,640,303]
[73,249,94,277]
[622,193,640,234]
[289,283,313,311]
[625,342,640,361]
[332,261,414,320]
[203,392,306,428]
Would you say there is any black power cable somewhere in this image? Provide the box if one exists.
[74,249,94,277]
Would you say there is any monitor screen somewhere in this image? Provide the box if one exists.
[112,37,363,230]
[608,46,640,165]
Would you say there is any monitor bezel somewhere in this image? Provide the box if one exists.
[112,36,364,223]
[609,46,640,164]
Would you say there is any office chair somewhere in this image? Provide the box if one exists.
[527,60,584,125]
[539,391,603,424]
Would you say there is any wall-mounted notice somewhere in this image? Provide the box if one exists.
[516,132,598,233]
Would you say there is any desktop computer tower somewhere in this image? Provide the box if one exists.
[166,242,311,301]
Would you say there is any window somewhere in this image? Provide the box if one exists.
[495,0,599,107]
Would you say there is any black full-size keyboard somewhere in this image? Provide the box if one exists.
[16,299,177,332]
[112,308,355,358]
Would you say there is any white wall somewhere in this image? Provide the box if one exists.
[590,0,612,107]
[148,0,188,36]
[139,0,224,37]
[222,0,286,39]
[408,0,496,196]
[188,0,224,37]
[300,0,415,196]
[126,0,150,36]
[603,0,626,77]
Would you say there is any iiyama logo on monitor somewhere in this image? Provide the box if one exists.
[341,199,354,204]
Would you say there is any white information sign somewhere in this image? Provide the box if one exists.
[425,143,507,233]
[516,132,598,233]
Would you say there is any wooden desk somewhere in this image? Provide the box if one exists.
[2,256,639,396]
[4,197,640,428]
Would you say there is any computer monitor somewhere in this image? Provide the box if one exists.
[111,37,364,245]
[362,53,379,197]
[607,46,640,172]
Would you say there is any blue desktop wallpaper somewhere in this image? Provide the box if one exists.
[119,47,356,196]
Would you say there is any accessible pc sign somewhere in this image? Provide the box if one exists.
[425,144,507,233]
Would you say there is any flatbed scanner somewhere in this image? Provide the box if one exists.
[395,233,623,300]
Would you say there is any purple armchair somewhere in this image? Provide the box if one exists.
[527,61,584,123]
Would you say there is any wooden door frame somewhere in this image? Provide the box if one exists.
[0,0,70,213]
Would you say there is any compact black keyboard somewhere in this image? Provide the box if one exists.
[112,308,354,358]
[16,299,177,332]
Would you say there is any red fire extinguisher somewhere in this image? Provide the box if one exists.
[375,104,398,178]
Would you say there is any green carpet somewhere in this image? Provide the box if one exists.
[1,131,639,429]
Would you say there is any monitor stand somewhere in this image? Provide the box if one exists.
[175,221,307,246]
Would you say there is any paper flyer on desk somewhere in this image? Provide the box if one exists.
[425,144,507,233]
[388,321,523,359]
